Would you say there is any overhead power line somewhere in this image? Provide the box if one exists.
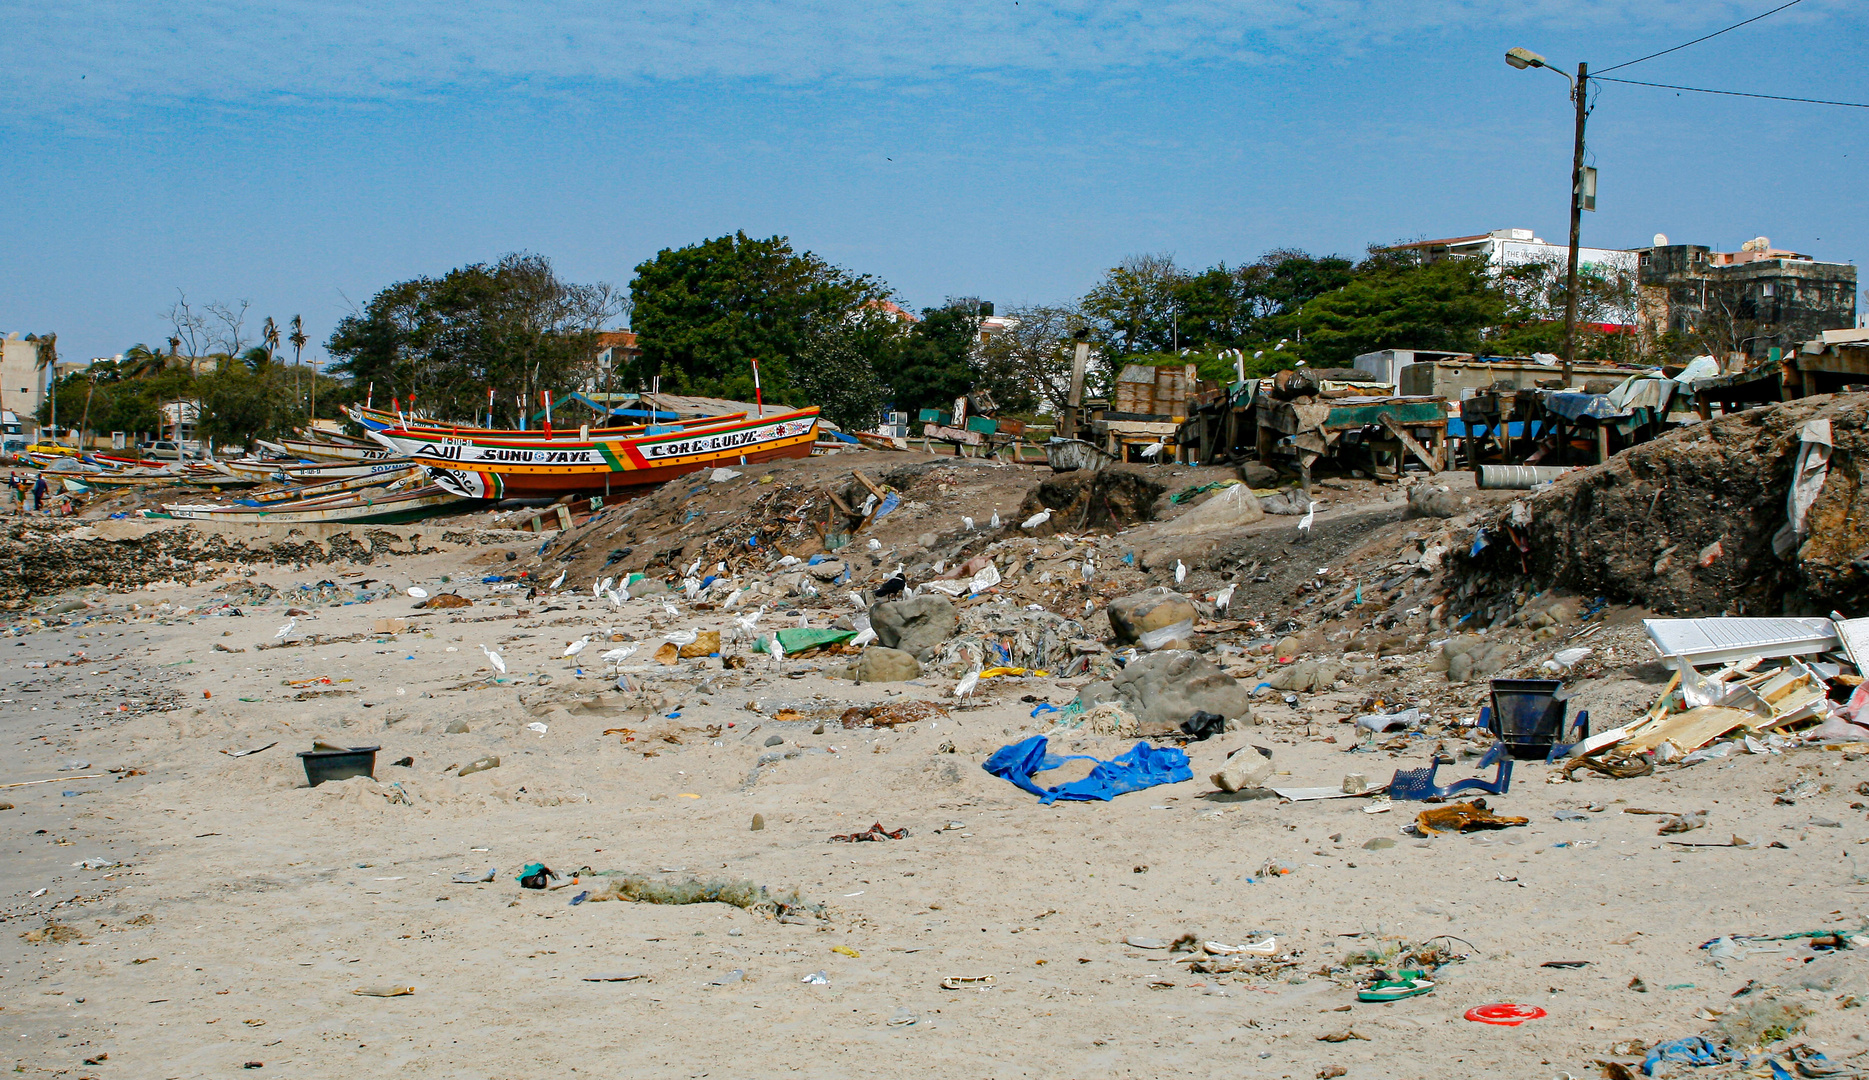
[1596,0,1805,74]
[1594,75,1869,109]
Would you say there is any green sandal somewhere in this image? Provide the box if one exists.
[1357,971,1435,1002]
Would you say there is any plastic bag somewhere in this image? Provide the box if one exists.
[1136,619,1194,651]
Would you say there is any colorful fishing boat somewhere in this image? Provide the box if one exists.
[259,437,402,462]
[349,405,748,453]
[412,407,820,499]
[147,483,468,525]
[279,457,418,483]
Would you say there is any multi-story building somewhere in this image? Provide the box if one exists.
[1633,237,1858,362]
[0,332,53,440]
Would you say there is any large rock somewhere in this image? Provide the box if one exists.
[1107,587,1197,644]
[1239,462,1280,488]
[847,647,921,683]
[1073,650,1254,729]
[868,594,959,661]
[1211,745,1274,792]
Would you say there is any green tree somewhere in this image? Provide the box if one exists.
[790,325,892,431]
[1080,253,1184,356]
[975,303,1094,414]
[886,302,980,420]
[327,253,623,426]
[1292,257,1504,366]
[628,232,891,401]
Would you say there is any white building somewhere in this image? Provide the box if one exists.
[0,333,53,441]
[1385,227,1639,277]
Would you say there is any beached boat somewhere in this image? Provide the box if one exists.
[260,437,401,463]
[148,483,469,525]
[239,466,423,505]
[412,407,820,499]
[279,457,417,483]
[350,405,748,454]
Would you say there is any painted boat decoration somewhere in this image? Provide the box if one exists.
[350,406,748,453]
[415,407,820,499]
[147,484,467,525]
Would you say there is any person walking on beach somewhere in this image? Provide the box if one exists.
[31,473,47,512]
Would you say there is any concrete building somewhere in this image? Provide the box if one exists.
[1383,228,1642,326]
[1385,227,1640,278]
[0,332,53,440]
[1633,237,1858,362]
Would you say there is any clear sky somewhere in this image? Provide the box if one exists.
[3,0,1865,367]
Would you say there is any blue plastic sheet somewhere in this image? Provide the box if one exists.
[1642,1036,1732,1075]
[982,736,1192,805]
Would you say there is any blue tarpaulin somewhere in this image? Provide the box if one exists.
[983,736,1192,805]
[1544,392,1628,422]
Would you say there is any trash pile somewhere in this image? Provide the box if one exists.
[1453,392,1869,617]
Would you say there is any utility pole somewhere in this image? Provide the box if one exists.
[1561,61,1588,388]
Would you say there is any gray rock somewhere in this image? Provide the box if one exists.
[851,646,922,683]
[1074,650,1254,728]
[750,813,765,831]
[764,734,785,747]
[807,560,846,582]
[626,576,661,599]
[1239,462,1280,488]
[444,720,471,734]
[1406,483,1467,519]
[458,754,500,777]
[868,595,959,661]
[1362,837,1397,850]
[1106,587,1198,644]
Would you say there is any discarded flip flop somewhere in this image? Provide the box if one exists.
[940,975,996,990]
[1464,1003,1546,1026]
[1357,972,1434,1002]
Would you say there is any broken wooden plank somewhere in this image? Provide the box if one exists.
[852,470,887,501]
[1378,414,1442,475]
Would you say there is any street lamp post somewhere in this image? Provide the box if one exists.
[1507,46,1589,388]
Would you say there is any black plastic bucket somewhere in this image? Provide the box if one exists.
[298,746,380,787]
[1487,680,1567,760]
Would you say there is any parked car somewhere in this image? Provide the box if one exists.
[139,439,203,459]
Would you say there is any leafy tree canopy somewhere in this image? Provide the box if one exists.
[628,232,892,402]
[327,253,623,427]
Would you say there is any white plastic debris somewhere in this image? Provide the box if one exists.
[527,722,549,737]
[407,587,428,599]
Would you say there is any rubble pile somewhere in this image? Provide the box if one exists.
[0,521,440,609]
[1451,393,1869,617]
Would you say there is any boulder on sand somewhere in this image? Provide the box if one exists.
[868,594,959,661]
[844,646,922,683]
[1107,587,1197,644]
[1072,650,1254,730]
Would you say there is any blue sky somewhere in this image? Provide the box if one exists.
[3,0,1865,367]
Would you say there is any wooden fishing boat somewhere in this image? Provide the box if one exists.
[261,437,401,463]
[279,457,417,482]
[351,405,748,453]
[413,407,820,499]
[239,466,423,505]
[147,483,469,525]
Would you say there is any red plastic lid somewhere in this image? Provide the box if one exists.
[1465,1003,1547,1026]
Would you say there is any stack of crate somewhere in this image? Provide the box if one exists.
[1114,364,1197,418]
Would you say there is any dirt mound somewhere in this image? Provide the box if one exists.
[1450,392,1869,617]
[1013,467,1165,535]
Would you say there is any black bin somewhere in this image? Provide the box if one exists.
[1487,680,1568,760]
[298,745,381,787]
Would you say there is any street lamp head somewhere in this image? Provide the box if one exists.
[1505,46,1547,70]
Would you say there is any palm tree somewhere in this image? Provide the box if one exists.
[122,343,168,379]
[289,315,308,418]
[262,316,280,364]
